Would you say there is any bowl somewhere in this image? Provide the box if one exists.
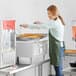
[69,62,76,67]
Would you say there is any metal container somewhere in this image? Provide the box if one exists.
[16,34,48,64]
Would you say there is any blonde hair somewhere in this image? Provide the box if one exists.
[47,5,65,25]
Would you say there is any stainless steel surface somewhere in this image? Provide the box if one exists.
[38,64,42,76]
[0,59,50,76]
[16,34,48,64]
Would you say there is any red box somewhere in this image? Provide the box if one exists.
[72,26,76,39]
[3,20,15,30]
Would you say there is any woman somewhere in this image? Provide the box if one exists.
[47,5,65,76]
[20,5,65,76]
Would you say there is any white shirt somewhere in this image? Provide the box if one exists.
[49,18,64,42]
[29,18,64,42]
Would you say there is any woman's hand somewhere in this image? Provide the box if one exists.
[33,21,43,24]
[20,24,28,28]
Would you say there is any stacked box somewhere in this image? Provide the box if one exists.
[0,20,16,68]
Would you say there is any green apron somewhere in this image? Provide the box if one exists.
[49,31,61,66]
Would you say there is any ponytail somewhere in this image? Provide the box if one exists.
[58,15,65,26]
[47,5,65,26]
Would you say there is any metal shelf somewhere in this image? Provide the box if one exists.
[0,58,50,76]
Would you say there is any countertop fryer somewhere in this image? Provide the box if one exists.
[16,33,49,64]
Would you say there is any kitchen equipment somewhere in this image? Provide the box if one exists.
[16,34,48,64]
[0,20,16,68]
[69,62,76,67]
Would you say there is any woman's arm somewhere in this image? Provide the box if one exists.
[20,20,55,29]
[20,24,41,29]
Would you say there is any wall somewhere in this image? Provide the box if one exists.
[0,0,76,49]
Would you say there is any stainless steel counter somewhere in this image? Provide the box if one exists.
[0,58,50,76]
